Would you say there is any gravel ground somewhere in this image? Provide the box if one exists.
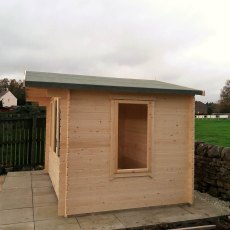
[195,190,230,214]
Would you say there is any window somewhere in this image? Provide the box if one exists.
[50,98,60,156]
[112,99,152,175]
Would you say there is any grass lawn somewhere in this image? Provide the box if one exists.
[195,119,230,147]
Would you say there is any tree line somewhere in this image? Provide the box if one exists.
[206,80,230,114]
[0,77,230,112]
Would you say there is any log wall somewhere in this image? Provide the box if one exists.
[65,90,194,215]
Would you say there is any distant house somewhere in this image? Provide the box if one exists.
[195,101,207,114]
[0,90,17,107]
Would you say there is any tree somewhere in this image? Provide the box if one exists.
[207,102,214,114]
[0,78,9,91]
[219,80,230,113]
[0,78,26,105]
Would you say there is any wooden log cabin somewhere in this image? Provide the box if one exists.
[25,71,204,217]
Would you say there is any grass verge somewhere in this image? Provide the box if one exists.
[195,119,230,147]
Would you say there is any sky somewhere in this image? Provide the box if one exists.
[1,0,230,103]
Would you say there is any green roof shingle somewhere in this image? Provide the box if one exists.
[25,71,204,95]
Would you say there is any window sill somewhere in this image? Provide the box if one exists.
[111,169,152,179]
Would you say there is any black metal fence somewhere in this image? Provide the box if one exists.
[0,112,46,169]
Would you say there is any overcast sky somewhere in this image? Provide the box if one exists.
[1,0,230,102]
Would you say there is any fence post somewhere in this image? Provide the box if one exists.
[31,115,37,169]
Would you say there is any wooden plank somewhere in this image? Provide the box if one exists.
[58,90,70,217]
[47,88,69,98]
[66,192,188,215]
[44,104,51,171]
[70,105,110,113]
[26,87,48,98]
[69,112,110,120]
[110,99,117,175]
[110,93,155,101]
[48,151,60,196]
[187,96,195,204]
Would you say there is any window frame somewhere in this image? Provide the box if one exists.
[50,97,60,156]
[111,99,153,178]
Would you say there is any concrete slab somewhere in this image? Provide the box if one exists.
[32,174,50,181]
[114,208,161,228]
[34,205,58,221]
[33,186,55,196]
[158,213,205,223]
[35,218,81,230]
[0,222,34,230]
[1,187,32,197]
[114,206,193,228]
[151,205,193,219]
[181,204,228,218]
[7,171,31,177]
[0,189,32,210]
[3,175,31,189]
[32,178,52,188]
[33,193,58,207]
[31,170,48,175]
[151,205,204,223]
[77,213,125,230]
[0,208,33,225]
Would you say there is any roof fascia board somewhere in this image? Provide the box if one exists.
[25,81,203,95]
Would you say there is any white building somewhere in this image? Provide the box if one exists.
[0,90,17,107]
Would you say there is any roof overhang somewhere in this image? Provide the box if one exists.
[25,71,204,96]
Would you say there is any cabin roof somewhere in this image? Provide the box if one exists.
[25,71,204,95]
[0,90,11,98]
[0,91,8,98]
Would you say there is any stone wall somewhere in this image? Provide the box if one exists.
[195,142,230,201]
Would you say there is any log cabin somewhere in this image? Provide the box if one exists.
[25,71,204,217]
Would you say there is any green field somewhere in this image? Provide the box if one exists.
[195,119,230,147]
